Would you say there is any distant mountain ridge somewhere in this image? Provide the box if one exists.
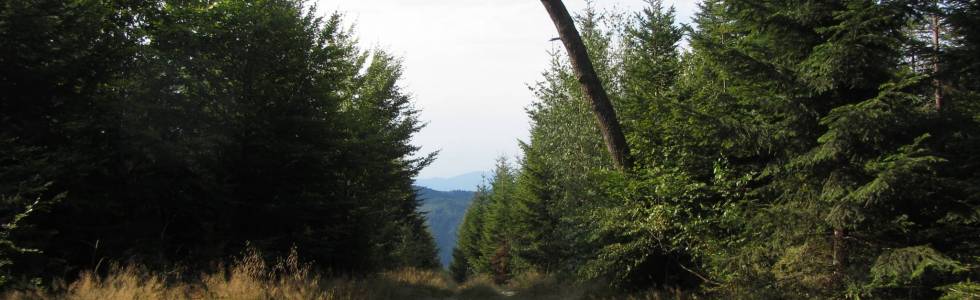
[414,171,487,191]
[416,187,475,268]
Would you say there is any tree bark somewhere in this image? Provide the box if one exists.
[832,228,846,286]
[931,12,944,111]
[540,0,632,171]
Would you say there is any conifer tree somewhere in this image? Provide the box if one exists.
[655,0,980,297]
[581,1,703,289]
[514,6,622,278]
[453,185,491,274]
[541,0,632,171]
[478,158,522,283]
[0,0,440,282]
[511,142,564,273]
[448,247,470,283]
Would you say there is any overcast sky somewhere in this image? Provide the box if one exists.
[318,0,701,178]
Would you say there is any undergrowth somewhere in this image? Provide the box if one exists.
[1,251,694,300]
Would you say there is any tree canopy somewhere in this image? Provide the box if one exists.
[452,1,980,298]
[0,0,438,286]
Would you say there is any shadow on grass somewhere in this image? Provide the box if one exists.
[1,254,695,300]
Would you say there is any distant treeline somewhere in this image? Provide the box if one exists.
[1,0,438,287]
[452,1,980,299]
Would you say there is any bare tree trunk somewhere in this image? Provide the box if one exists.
[540,0,632,171]
[932,12,944,111]
[832,228,846,285]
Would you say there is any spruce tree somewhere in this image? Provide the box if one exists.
[658,0,980,297]
[512,141,564,273]
[454,185,492,274]
[479,158,521,283]
[0,0,440,280]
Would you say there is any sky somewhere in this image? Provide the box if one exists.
[317,0,701,178]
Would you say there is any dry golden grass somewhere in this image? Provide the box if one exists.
[1,252,456,300]
[1,252,694,300]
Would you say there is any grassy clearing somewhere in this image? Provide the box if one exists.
[2,252,694,300]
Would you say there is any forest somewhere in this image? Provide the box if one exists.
[452,0,980,299]
[1,0,979,299]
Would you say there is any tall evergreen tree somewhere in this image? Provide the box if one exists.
[511,4,632,281]
[511,141,564,274]
[453,184,491,276]
[637,0,980,297]
[0,0,439,284]
[479,158,522,284]
[541,0,633,171]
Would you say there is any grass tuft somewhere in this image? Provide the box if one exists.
[2,252,695,299]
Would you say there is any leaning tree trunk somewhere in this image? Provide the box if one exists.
[540,0,632,171]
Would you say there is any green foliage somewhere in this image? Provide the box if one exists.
[477,158,524,282]
[0,0,439,286]
[663,1,980,297]
[418,188,476,267]
[460,0,980,298]
[940,279,980,300]
[449,247,469,283]
[0,190,63,288]
[452,157,532,284]
[516,5,622,280]
[869,246,966,288]
[455,185,492,276]
[4,0,980,297]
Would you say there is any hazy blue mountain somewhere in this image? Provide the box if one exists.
[414,171,487,191]
[416,187,475,268]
